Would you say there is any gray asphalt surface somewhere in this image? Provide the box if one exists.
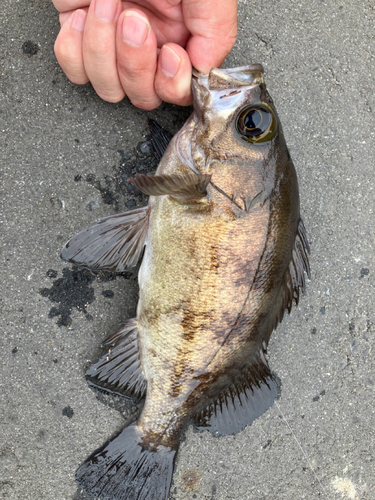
[1,0,374,499]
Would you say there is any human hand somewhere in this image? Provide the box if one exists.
[53,0,237,109]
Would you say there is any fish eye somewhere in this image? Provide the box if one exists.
[236,103,277,143]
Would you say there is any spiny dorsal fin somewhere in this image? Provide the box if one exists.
[60,206,150,272]
[264,218,311,349]
[148,119,173,162]
[86,318,146,399]
[194,352,281,435]
[128,172,211,205]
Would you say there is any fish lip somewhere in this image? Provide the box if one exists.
[192,65,265,90]
[192,64,264,77]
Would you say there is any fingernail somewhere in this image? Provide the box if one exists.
[122,11,150,47]
[160,45,181,78]
[71,9,86,32]
[95,0,117,21]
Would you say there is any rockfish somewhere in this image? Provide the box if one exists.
[61,64,310,500]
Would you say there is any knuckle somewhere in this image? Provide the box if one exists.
[54,37,87,83]
[54,0,83,12]
[54,36,72,66]
[155,78,191,107]
[130,96,161,111]
[96,87,126,103]
[52,0,64,11]
[52,0,73,12]
[69,74,89,85]
[101,93,125,104]
[117,58,150,77]
[84,36,113,58]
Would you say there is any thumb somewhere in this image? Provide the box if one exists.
[182,0,237,73]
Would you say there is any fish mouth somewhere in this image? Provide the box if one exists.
[192,65,264,90]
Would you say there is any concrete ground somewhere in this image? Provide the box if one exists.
[1,0,374,499]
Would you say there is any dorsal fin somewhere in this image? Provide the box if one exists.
[86,318,146,399]
[148,119,173,162]
[194,352,281,435]
[264,218,311,349]
[128,172,211,205]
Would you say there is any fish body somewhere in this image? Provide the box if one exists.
[61,65,310,500]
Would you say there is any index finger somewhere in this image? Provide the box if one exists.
[182,0,237,73]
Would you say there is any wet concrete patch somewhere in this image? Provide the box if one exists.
[39,267,132,327]
[22,40,39,56]
[39,267,96,327]
[81,134,164,211]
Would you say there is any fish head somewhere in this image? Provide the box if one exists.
[184,65,295,208]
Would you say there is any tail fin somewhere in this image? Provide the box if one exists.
[76,423,177,500]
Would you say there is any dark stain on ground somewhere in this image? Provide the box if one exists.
[12,347,18,354]
[181,469,200,489]
[62,406,74,418]
[360,267,369,278]
[39,266,95,327]
[97,270,133,282]
[40,267,133,327]
[37,430,46,441]
[102,290,114,298]
[312,390,326,402]
[22,40,39,56]
[78,119,187,211]
[82,137,160,211]
[263,438,272,449]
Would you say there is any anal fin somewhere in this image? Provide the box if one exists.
[194,352,281,435]
[129,172,211,205]
[86,318,146,400]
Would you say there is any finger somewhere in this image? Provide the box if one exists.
[53,0,91,13]
[54,9,89,84]
[121,1,190,48]
[83,0,125,102]
[155,43,192,106]
[60,7,89,27]
[183,0,237,73]
[116,9,161,110]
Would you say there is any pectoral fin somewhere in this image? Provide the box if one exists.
[128,172,211,205]
[194,352,280,435]
[60,206,150,272]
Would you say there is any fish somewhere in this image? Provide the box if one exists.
[61,64,310,500]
